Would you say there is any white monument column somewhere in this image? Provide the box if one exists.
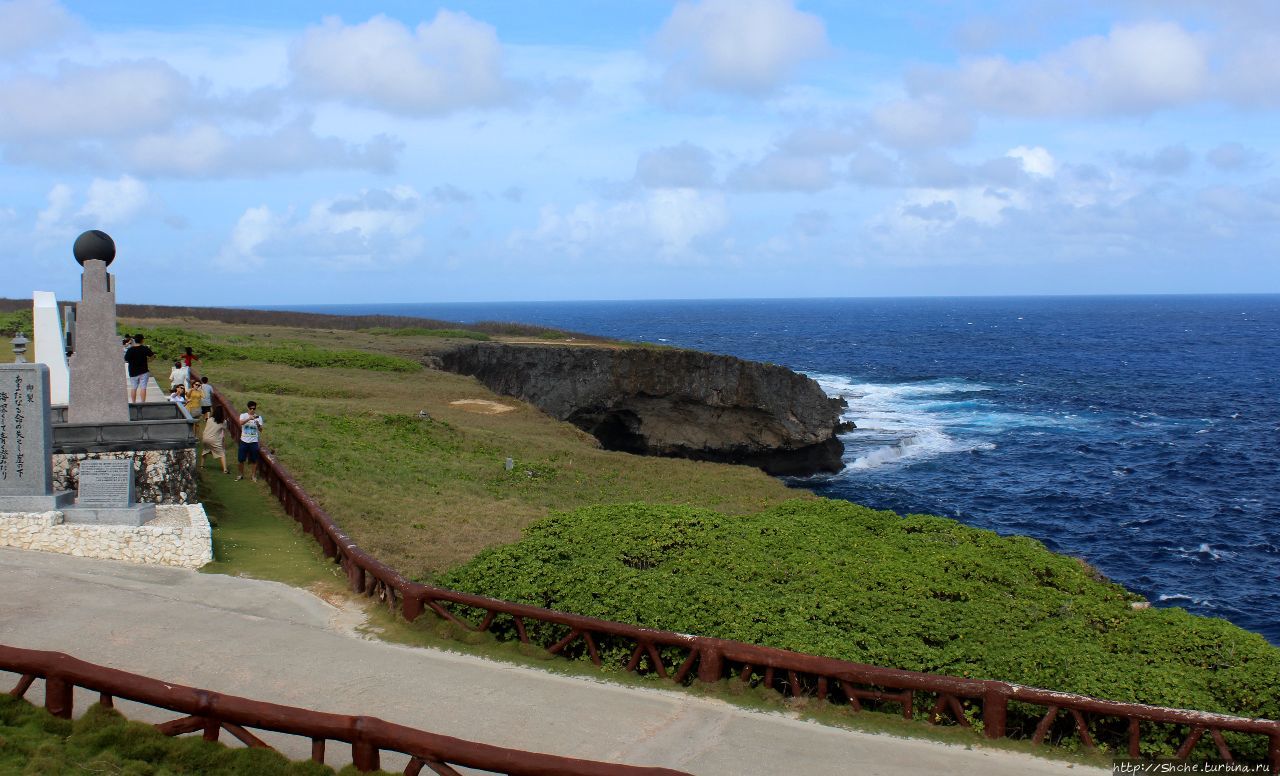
[67,231,129,424]
[32,291,71,405]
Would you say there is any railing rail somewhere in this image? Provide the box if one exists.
[214,393,1280,770]
[1,644,690,775]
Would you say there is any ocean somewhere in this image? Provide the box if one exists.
[281,296,1280,644]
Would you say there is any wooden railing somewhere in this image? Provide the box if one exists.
[1,644,690,775]
[215,393,1280,770]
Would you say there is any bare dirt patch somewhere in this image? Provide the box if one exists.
[450,399,517,414]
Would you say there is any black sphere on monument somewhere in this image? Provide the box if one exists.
[73,230,116,267]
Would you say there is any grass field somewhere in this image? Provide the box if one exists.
[198,456,340,590]
[120,317,804,578]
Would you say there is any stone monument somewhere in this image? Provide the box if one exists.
[67,230,128,424]
[0,363,74,511]
[68,457,155,525]
[33,291,71,405]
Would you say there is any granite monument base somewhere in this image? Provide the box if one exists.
[61,503,156,526]
[0,492,75,511]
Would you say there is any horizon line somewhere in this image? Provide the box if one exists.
[251,291,1280,308]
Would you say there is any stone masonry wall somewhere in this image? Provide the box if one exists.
[52,448,198,504]
[0,504,211,568]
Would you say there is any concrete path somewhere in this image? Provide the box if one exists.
[0,548,1106,775]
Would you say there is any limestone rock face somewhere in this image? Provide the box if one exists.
[439,343,846,475]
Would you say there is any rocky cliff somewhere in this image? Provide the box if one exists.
[438,343,846,475]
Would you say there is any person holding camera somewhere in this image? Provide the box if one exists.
[237,400,264,482]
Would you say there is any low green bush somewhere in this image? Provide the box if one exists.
[0,695,394,775]
[441,499,1280,757]
[0,309,33,338]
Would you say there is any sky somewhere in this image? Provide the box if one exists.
[0,0,1278,305]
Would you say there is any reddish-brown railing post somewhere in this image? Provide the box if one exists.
[403,593,424,622]
[696,645,723,684]
[45,673,73,719]
[982,683,1010,739]
[352,717,380,772]
[1269,733,1279,774]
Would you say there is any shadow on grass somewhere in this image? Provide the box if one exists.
[198,457,340,590]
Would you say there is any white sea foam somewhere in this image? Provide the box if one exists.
[1158,593,1213,606]
[807,373,1012,472]
[1171,543,1235,561]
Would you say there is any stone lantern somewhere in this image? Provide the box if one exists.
[10,331,28,363]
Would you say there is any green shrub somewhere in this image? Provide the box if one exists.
[0,696,393,774]
[0,308,33,338]
[128,326,420,373]
[440,499,1280,757]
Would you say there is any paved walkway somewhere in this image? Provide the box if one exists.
[0,548,1106,775]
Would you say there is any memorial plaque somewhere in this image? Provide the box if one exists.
[0,364,54,496]
[76,459,133,507]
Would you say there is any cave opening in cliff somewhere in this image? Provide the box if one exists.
[577,409,648,455]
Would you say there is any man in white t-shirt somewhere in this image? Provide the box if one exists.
[237,401,264,482]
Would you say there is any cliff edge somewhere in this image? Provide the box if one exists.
[438,343,846,475]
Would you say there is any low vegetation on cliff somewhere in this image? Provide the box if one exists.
[441,500,1280,757]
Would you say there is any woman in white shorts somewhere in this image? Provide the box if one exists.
[202,405,229,474]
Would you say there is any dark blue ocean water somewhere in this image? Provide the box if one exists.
[284,296,1280,643]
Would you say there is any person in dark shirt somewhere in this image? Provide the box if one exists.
[124,334,156,402]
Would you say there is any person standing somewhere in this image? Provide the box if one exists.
[202,405,229,474]
[169,360,190,391]
[181,346,200,380]
[184,379,204,419]
[124,334,155,402]
[198,375,213,417]
[237,400,264,482]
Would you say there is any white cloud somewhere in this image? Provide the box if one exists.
[78,176,149,225]
[0,54,399,176]
[728,152,833,192]
[305,185,426,239]
[0,0,78,60]
[1206,142,1268,171]
[847,148,901,186]
[33,177,149,233]
[1116,144,1193,175]
[908,21,1210,116]
[1197,183,1280,222]
[654,0,828,95]
[635,143,716,189]
[35,183,73,232]
[217,186,429,272]
[1007,146,1057,178]
[0,60,192,141]
[902,200,958,222]
[519,188,728,259]
[290,12,511,116]
[125,117,401,177]
[216,205,281,270]
[1218,30,1280,108]
[871,98,972,150]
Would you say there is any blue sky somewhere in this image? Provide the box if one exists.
[1,0,1277,305]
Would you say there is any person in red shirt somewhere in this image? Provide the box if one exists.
[181,346,200,380]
